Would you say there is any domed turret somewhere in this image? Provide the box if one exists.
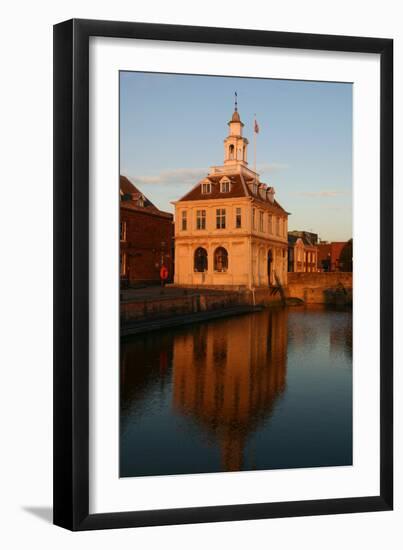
[224,93,248,166]
[231,110,241,122]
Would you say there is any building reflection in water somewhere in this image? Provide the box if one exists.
[329,312,352,359]
[120,333,173,422]
[172,309,288,471]
[285,305,352,362]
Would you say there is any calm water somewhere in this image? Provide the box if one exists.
[120,306,352,477]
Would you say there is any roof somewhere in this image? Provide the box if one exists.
[120,175,156,208]
[230,110,241,122]
[288,234,317,248]
[120,200,173,219]
[288,230,318,247]
[177,172,287,214]
[120,175,141,196]
[119,175,173,219]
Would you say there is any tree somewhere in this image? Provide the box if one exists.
[339,239,353,272]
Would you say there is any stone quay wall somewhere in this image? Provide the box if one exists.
[286,272,353,305]
[120,273,352,326]
[121,291,245,323]
[120,287,283,324]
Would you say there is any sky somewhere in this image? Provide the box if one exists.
[120,71,352,242]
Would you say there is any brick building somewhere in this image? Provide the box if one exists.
[317,240,353,272]
[120,175,174,286]
[288,231,318,272]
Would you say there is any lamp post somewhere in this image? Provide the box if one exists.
[160,241,166,267]
[159,241,168,288]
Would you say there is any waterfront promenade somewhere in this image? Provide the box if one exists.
[120,272,352,336]
[120,285,266,335]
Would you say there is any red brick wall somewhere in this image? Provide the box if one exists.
[120,207,173,285]
[317,242,348,272]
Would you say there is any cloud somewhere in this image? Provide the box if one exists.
[293,190,348,198]
[129,163,288,187]
[129,168,208,187]
[258,162,288,174]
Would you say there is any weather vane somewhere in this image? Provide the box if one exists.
[234,91,238,111]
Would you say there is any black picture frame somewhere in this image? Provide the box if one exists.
[53,18,393,531]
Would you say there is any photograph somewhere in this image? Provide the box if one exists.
[119,71,353,478]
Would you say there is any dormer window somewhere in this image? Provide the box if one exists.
[252,183,258,195]
[267,187,275,203]
[201,182,211,194]
[220,178,231,193]
[132,192,145,207]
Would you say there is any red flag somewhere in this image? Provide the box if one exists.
[254,119,260,133]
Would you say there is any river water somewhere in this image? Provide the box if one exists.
[120,306,352,477]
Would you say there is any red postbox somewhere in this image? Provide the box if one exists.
[160,265,168,285]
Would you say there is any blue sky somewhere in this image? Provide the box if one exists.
[120,71,352,242]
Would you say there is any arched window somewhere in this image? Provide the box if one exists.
[194,247,208,272]
[214,247,228,272]
[229,144,234,159]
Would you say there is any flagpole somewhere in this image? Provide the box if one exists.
[254,114,257,184]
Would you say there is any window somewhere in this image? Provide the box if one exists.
[235,207,242,228]
[252,183,258,195]
[276,216,280,236]
[194,247,208,272]
[259,211,264,232]
[120,221,127,241]
[229,144,234,159]
[220,180,230,193]
[196,209,206,230]
[201,182,211,194]
[216,208,226,229]
[138,196,144,207]
[214,247,228,272]
[267,214,273,233]
[120,252,127,276]
[181,210,187,231]
[252,208,256,230]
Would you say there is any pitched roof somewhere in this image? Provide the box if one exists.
[179,174,246,201]
[288,233,317,247]
[120,200,173,219]
[177,173,287,214]
[288,234,299,245]
[119,175,173,219]
[120,175,156,207]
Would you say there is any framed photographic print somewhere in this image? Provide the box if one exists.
[53,19,393,530]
